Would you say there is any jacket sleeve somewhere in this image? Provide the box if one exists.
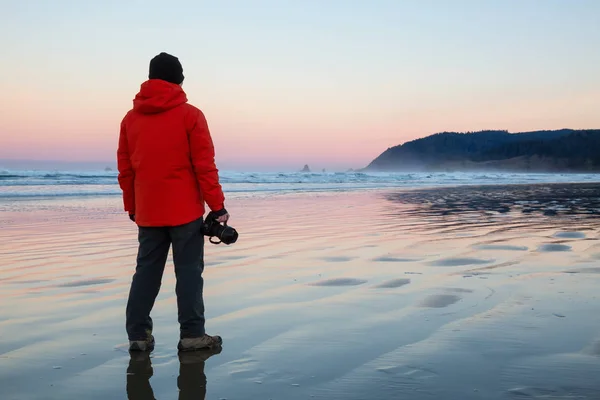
[117,118,135,214]
[188,109,225,212]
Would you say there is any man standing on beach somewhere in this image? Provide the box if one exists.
[117,52,229,352]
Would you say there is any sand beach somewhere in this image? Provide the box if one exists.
[1,182,600,399]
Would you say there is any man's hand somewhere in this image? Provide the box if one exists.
[212,208,230,224]
[216,213,230,225]
[129,214,136,222]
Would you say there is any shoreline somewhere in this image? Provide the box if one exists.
[3,178,600,204]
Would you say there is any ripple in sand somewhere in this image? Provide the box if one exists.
[8,279,48,284]
[444,287,473,293]
[320,256,355,262]
[309,278,367,287]
[372,256,418,262]
[216,255,249,261]
[587,339,600,356]
[507,387,600,399]
[418,294,461,308]
[55,278,115,287]
[474,244,528,251]
[553,231,586,239]
[429,257,493,267]
[376,364,438,378]
[564,267,600,274]
[372,278,410,289]
[538,243,572,252]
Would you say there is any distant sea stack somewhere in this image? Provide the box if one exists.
[363,129,600,173]
[300,164,311,173]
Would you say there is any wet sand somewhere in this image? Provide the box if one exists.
[1,183,600,399]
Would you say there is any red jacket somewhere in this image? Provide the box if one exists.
[117,79,225,227]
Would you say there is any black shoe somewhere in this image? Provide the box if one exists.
[177,334,222,352]
[129,335,155,352]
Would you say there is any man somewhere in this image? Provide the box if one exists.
[117,52,228,352]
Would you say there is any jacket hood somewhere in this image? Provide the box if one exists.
[133,79,188,114]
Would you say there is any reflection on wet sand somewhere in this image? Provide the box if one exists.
[1,184,600,399]
[384,182,600,218]
[126,348,220,400]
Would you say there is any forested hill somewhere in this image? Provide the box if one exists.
[363,129,600,172]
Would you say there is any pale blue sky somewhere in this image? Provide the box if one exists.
[1,0,599,171]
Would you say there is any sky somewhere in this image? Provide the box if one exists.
[1,0,599,171]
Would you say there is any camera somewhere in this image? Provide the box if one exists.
[202,211,238,245]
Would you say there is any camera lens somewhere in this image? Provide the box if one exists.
[220,226,238,244]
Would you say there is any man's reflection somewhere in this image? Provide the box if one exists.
[126,347,221,400]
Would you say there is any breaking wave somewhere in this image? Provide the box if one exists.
[1,168,599,199]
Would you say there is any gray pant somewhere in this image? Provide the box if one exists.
[126,217,205,340]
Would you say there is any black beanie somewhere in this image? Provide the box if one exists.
[148,52,184,84]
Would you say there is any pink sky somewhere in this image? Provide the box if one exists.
[1,80,597,171]
[1,1,599,171]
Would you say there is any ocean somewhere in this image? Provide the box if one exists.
[2,168,600,200]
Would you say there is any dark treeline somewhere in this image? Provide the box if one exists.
[365,129,600,172]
